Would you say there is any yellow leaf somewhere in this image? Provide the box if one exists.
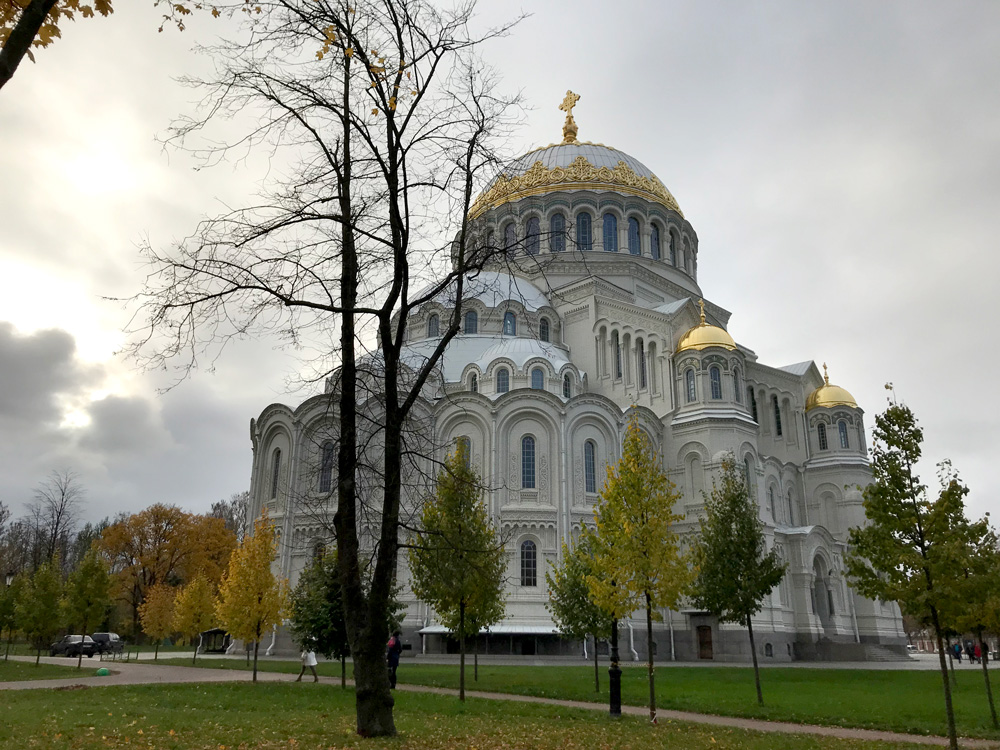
[344,47,353,58]
[211,7,220,17]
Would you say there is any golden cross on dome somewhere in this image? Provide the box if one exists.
[698,298,706,324]
[823,362,830,385]
[559,90,580,144]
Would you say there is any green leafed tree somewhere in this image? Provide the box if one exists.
[289,550,350,688]
[172,574,216,666]
[846,393,973,750]
[587,414,690,723]
[16,557,63,664]
[409,442,506,701]
[689,453,786,705]
[62,547,112,669]
[546,532,614,692]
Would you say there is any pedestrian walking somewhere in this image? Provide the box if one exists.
[296,647,319,682]
[386,631,403,689]
[975,643,982,664]
[953,642,962,663]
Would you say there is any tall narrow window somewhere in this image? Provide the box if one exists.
[270,448,282,499]
[496,368,510,394]
[710,366,722,399]
[685,369,696,402]
[743,457,753,493]
[749,388,758,422]
[319,442,334,493]
[520,540,537,586]
[503,222,516,253]
[772,395,783,437]
[550,213,566,252]
[469,373,478,392]
[628,217,641,255]
[669,230,677,265]
[584,440,597,493]
[521,435,536,489]
[576,212,592,252]
[539,317,550,343]
[650,225,661,260]
[456,436,471,468]
[767,486,775,517]
[464,310,478,334]
[603,213,618,252]
[613,332,622,379]
[818,422,828,450]
[503,312,516,336]
[427,314,439,338]
[734,367,743,403]
[637,339,647,389]
[530,367,544,390]
[563,373,572,398]
[838,420,850,449]
[525,217,540,255]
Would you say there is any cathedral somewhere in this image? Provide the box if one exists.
[248,93,905,662]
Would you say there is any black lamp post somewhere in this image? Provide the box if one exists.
[608,617,621,716]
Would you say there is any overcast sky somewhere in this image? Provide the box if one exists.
[1,1,998,525]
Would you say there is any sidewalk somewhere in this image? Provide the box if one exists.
[2,656,997,748]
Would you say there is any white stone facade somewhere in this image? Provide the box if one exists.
[248,138,905,662]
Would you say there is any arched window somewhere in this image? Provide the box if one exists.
[627,217,641,255]
[319,442,334,493]
[525,216,540,255]
[767,486,775,517]
[603,213,618,252]
[613,332,622,378]
[503,222,516,253]
[650,225,661,260]
[584,440,597,493]
[520,540,537,587]
[539,317,550,342]
[270,448,282,499]
[530,367,544,390]
[637,338,647,389]
[743,457,753,494]
[838,420,850,449]
[685,369,696,402]
[749,388,758,422]
[772,395,783,437]
[464,310,478,334]
[503,312,516,336]
[521,435,536,489]
[710,366,722,399]
[818,422,828,450]
[469,373,478,393]
[576,212,592,252]
[563,373,572,398]
[734,367,743,403]
[496,368,510,394]
[427,314,439,338]
[456,436,471,468]
[550,213,566,252]
[669,230,678,265]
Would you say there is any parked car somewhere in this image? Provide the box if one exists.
[91,632,124,655]
[50,635,97,658]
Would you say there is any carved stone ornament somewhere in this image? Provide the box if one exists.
[469,155,683,219]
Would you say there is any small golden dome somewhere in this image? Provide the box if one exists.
[676,300,737,353]
[805,364,858,411]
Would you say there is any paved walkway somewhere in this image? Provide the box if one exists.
[2,656,997,748]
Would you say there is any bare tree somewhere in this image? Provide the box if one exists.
[210,491,250,542]
[27,469,84,566]
[124,0,521,736]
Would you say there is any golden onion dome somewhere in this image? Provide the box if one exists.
[468,91,682,219]
[676,300,737,353]
[805,364,858,411]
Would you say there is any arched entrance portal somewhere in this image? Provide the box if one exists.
[812,557,834,633]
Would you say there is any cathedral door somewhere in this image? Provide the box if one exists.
[697,626,713,659]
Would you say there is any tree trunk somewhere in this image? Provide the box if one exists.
[252,639,259,683]
[474,636,478,682]
[645,594,656,723]
[77,647,83,670]
[947,637,956,685]
[459,600,466,702]
[5,631,11,660]
[608,618,621,717]
[192,633,199,665]
[341,654,346,689]
[593,634,600,693]
[154,641,159,661]
[35,647,40,666]
[0,0,59,91]
[932,612,959,750]
[978,629,998,729]
[747,615,763,705]
[351,636,396,737]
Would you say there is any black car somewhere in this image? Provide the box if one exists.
[91,632,124,655]
[50,635,97,657]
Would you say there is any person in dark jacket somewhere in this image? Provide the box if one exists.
[386,631,403,688]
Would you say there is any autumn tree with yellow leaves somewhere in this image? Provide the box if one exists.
[138,583,176,659]
[172,574,216,665]
[215,513,288,683]
[587,414,689,723]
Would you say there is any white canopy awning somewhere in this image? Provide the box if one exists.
[418,624,559,635]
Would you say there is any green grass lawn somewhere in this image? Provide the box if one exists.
[154,657,1000,740]
[0,681,931,750]
[0,659,95,681]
